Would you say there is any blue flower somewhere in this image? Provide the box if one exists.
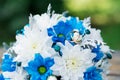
[47,21,73,45]
[66,17,86,35]
[92,45,104,62]
[25,53,54,80]
[1,54,16,72]
[47,17,86,45]
[84,66,103,80]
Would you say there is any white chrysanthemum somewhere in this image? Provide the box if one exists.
[29,13,63,31]
[29,5,66,31]
[100,45,110,53]
[83,17,91,28]
[51,42,96,80]
[3,67,27,80]
[82,17,103,41]
[12,25,56,66]
[83,28,103,41]
[12,7,66,66]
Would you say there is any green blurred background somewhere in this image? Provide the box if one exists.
[0,0,120,50]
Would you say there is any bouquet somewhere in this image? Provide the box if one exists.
[0,5,112,80]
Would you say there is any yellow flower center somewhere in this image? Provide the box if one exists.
[66,58,79,70]
[32,43,38,49]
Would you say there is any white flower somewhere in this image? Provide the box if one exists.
[13,25,55,66]
[29,8,66,31]
[82,17,103,41]
[100,45,110,53]
[83,17,91,28]
[51,42,96,80]
[83,28,103,41]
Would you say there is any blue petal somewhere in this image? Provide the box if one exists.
[52,36,65,45]
[28,61,38,70]
[35,53,44,65]
[1,54,16,72]
[92,45,104,62]
[53,21,66,34]
[84,66,102,80]
[47,28,55,36]
[30,73,41,80]
[45,58,54,68]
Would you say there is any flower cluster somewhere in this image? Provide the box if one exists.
[0,5,112,80]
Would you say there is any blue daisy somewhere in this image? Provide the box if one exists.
[25,53,54,80]
[47,17,86,45]
[1,54,16,72]
[47,21,73,45]
[92,45,104,62]
[84,66,103,80]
